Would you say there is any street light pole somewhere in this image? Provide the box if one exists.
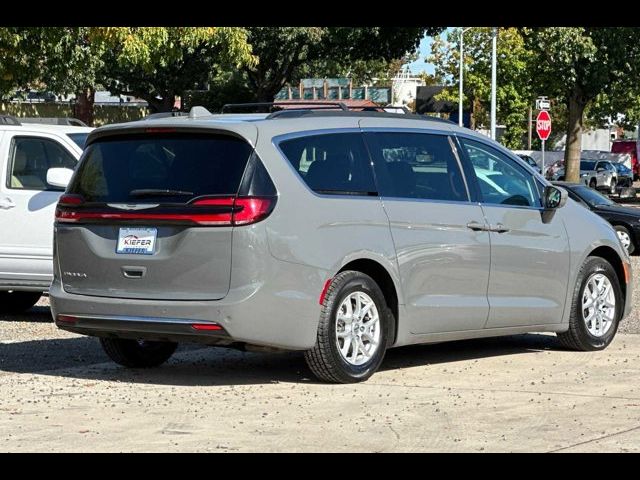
[458,27,472,128]
[490,27,497,140]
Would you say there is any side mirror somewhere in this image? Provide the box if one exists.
[543,185,567,210]
[46,167,74,189]
[597,167,605,172]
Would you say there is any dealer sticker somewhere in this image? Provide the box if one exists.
[116,227,157,255]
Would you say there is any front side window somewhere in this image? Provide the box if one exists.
[8,136,77,191]
[460,138,540,207]
[278,132,376,195]
[364,132,467,202]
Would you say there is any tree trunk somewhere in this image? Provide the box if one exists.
[73,86,95,127]
[564,89,588,183]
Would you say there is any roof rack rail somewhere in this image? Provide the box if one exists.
[144,111,189,120]
[19,117,88,127]
[221,102,349,113]
[265,109,457,124]
[0,114,21,126]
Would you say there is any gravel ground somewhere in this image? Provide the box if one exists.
[2,263,640,452]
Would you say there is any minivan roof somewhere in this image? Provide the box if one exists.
[85,105,501,150]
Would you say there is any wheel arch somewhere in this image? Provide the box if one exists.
[338,258,400,346]
[588,245,627,299]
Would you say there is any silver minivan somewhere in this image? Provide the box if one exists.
[50,106,633,383]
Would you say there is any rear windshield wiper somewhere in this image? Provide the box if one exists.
[129,189,194,197]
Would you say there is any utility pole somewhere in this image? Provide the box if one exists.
[490,28,497,140]
[528,106,532,149]
[458,27,472,128]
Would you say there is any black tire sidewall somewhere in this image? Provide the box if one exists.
[323,274,389,381]
[572,258,622,350]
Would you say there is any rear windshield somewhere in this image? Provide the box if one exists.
[580,160,596,170]
[69,133,253,203]
[67,132,89,149]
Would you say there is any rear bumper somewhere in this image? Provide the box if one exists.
[55,314,232,345]
[49,256,328,351]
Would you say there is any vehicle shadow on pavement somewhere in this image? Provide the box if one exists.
[0,333,563,386]
[381,333,560,373]
[0,306,52,323]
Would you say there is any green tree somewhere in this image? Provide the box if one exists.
[429,27,535,149]
[94,27,255,113]
[523,28,640,182]
[243,27,441,102]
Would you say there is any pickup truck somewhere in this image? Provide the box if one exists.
[0,116,92,312]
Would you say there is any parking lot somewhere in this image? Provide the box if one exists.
[1,257,640,452]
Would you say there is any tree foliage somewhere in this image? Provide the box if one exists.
[523,27,640,182]
[243,27,440,102]
[429,27,534,149]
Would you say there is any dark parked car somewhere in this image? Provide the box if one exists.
[554,181,640,254]
[516,154,542,174]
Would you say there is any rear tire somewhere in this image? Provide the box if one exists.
[0,291,42,314]
[100,338,177,367]
[304,271,391,383]
[557,256,622,351]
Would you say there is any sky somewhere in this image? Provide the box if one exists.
[404,29,451,75]
[405,35,436,75]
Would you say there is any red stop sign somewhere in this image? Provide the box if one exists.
[536,110,552,141]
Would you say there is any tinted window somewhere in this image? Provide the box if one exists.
[364,132,467,201]
[571,185,615,206]
[461,138,540,207]
[278,133,376,195]
[69,133,253,203]
[8,136,77,191]
[580,160,596,171]
[67,132,89,149]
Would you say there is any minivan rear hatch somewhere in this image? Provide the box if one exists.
[55,126,261,301]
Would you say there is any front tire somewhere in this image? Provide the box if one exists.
[304,271,391,383]
[557,256,623,351]
[614,225,635,255]
[0,291,42,314]
[100,338,177,367]
[589,178,597,189]
[609,179,617,195]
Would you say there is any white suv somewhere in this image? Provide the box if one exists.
[0,116,92,312]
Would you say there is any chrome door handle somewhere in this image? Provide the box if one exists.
[489,223,510,233]
[0,197,15,210]
[466,221,487,231]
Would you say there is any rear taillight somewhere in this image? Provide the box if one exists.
[58,194,85,206]
[232,197,276,225]
[55,195,276,226]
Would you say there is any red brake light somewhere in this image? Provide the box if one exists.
[191,323,223,331]
[233,197,275,225]
[55,195,275,226]
[56,315,78,324]
[58,194,84,206]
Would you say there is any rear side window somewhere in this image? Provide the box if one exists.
[364,132,468,202]
[69,133,253,202]
[8,136,77,191]
[278,132,376,195]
